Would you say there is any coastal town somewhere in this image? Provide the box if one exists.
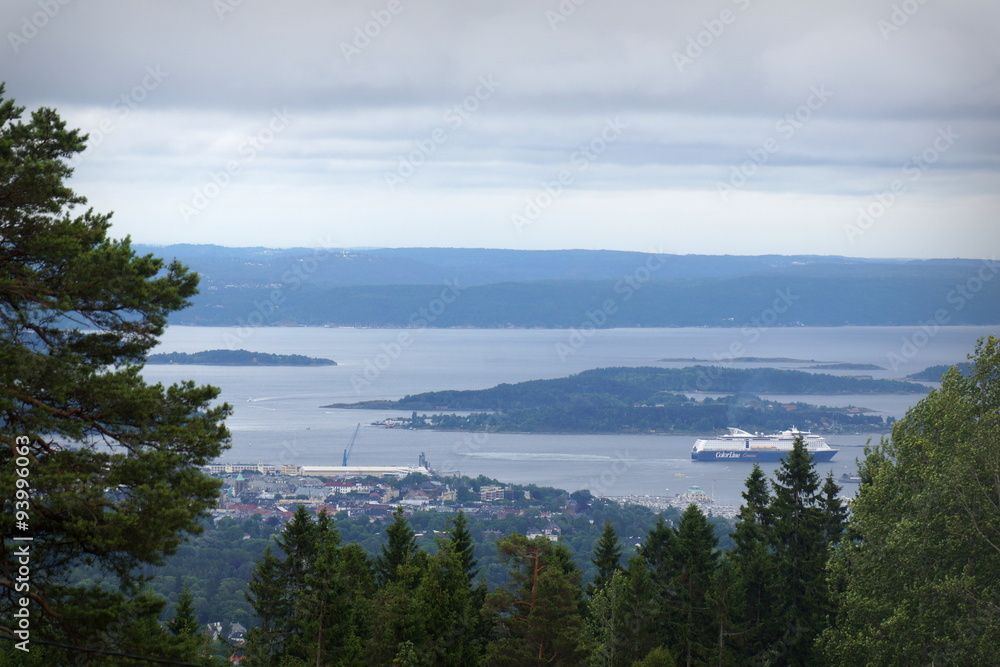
[205,459,739,527]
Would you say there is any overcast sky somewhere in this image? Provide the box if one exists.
[2,0,997,257]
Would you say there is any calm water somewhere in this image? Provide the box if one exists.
[142,325,997,504]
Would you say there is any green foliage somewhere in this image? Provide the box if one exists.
[484,534,586,666]
[585,557,661,666]
[343,366,912,434]
[765,437,828,665]
[449,510,479,581]
[821,336,1000,665]
[147,349,336,366]
[244,508,365,666]
[588,520,623,597]
[375,507,418,586]
[0,85,230,661]
[670,504,719,666]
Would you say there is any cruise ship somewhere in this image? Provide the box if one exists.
[691,427,838,462]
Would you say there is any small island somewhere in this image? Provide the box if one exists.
[147,349,337,366]
[658,356,821,363]
[803,363,885,371]
[322,365,922,435]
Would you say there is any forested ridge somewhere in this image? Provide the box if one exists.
[333,366,922,434]
[340,367,928,412]
[149,244,1000,328]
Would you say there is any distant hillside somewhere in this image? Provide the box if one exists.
[327,366,927,411]
[906,363,973,381]
[325,366,909,434]
[147,349,336,366]
[136,246,1000,328]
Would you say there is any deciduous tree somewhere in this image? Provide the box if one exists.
[821,337,1000,665]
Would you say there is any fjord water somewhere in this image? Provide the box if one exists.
[143,326,996,506]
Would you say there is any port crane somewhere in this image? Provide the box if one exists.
[341,423,361,466]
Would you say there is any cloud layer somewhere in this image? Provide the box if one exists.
[2,0,997,256]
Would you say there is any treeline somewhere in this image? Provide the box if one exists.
[339,366,927,413]
[223,440,845,665]
[147,349,336,366]
[412,398,887,434]
[905,362,972,381]
[141,486,708,633]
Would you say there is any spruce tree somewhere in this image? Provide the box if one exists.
[588,520,623,597]
[167,583,201,638]
[670,504,719,667]
[449,510,479,582]
[638,515,677,646]
[585,556,662,666]
[768,436,825,665]
[245,508,357,665]
[375,506,418,586]
[167,583,217,665]
[728,463,778,660]
[0,85,231,659]
[817,472,847,549]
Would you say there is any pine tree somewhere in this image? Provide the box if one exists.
[484,534,586,665]
[0,86,231,659]
[588,520,623,597]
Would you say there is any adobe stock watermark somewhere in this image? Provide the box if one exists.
[556,252,669,361]
[340,0,414,63]
[546,0,588,31]
[692,287,799,391]
[877,0,933,40]
[68,65,169,166]
[11,435,33,652]
[443,413,503,478]
[673,0,752,73]
[8,0,71,54]
[384,75,501,190]
[589,449,633,497]
[223,238,338,348]
[350,280,466,393]
[886,257,998,372]
[178,108,293,222]
[511,116,627,234]
[717,85,832,202]
[843,126,958,245]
